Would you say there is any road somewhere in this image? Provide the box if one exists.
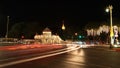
[1,45,120,68]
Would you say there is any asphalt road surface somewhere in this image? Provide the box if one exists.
[1,46,120,68]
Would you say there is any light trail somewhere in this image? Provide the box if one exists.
[0,46,77,62]
[0,46,80,67]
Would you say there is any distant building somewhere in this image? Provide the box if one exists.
[34,28,63,44]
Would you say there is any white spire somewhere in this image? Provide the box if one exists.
[62,20,65,30]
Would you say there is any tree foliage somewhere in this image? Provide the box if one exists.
[8,22,42,39]
[84,19,120,44]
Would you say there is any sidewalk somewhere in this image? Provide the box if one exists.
[87,44,120,52]
[99,44,120,52]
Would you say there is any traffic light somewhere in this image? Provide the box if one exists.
[79,35,82,38]
[79,35,85,39]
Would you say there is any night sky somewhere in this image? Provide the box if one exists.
[0,0,120,37]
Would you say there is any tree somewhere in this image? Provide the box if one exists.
[9,22,42,39]
[23,22,41,38]
[9,22,25,38]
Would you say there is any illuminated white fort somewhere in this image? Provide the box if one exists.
[34,28,63,44]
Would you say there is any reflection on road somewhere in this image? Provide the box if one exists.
[0,44,80,68]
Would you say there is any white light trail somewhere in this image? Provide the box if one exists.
[0,46,80,67]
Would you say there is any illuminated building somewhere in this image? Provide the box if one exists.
[34,28,63,44]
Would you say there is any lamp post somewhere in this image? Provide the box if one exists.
[106,5,114,48]
[5,16,9,38]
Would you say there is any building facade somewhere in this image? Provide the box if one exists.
[34,28,63,44]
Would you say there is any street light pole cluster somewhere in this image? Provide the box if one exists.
[106,5,114,48]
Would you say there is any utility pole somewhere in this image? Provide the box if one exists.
[106,5,114,48]
[5,16,9,38]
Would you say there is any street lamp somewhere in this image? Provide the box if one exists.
[106,5,114,48]
[5,16,10,38]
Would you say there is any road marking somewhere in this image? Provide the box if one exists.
[0,46,80,67]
